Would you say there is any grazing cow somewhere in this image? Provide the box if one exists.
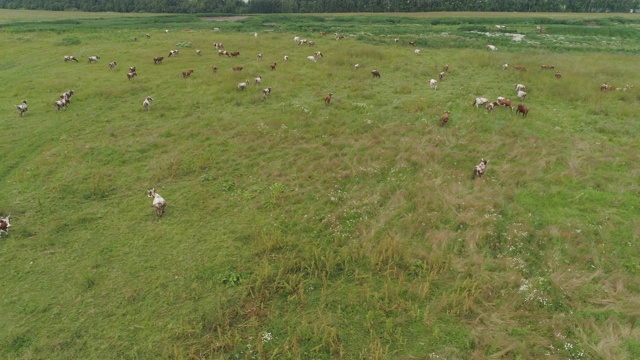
[263,87,272,98]
[0,215,11,237]
[298,39,307,45]
[146,33,151,39]
[440,111,450,126]
[108,61,117,70]
[444,64,449,72]
[62,90,74,101]
[143,96,153,110]
[439,72,445,81]
[129,66,136,73]
[394,38,400,43]
[487,45,498,51]
[555,71,562,79]
[211,66,217,73]
[132,37,137,42]
[147,188,167,218]
[16,100,28,116]
[472,97,489,108]
[293,36,300,43]
[515,84,526,92]
[257,53,263,60]
[540,64,555,70]
[429,79,438,90]
[283,55,289,61]
[314,51,323,58]
[516,103,529,117]
[495,25,507,30]
[270,62,277,71]
[513,66,527,71]
[127,71,137,80]
[64,55,78,62]
[308,41,315,46]
[354,64,361,70]
[232,66,243,71]
[214,42,223,49]
[408,41,415,46]
[168,50,179,57]
[371,69,381,78]
[502,63,509,70]
[230,51,240,57]
[324,92,332,106]
[306,55,316,62]
[536,25,542,33]
[237,80,250,90]
[517,90,527,100]
[254,76,262,85]
[88,56,100,63]
[473,159,488,179]
[218,50,229,57]
[195,49,201,55]
[182,69,194,78]
[254,32,258,38]
[335,34,344,40]
[414,49,421,55]
[154,56,164,64]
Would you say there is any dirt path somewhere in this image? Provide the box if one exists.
[201,16,249,22]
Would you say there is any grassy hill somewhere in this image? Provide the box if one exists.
[1,10,639,359]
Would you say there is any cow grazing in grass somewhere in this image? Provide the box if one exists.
[517,90,527,100]
[516,103,529,117]
[408,41,415,46]
[195,49,201,56]
[371,69,381,78]
[516,84,526,92]
[108,61,117,70]
[472,97,489,108]
[497,97,513,110]
[64,55,78,62]
[263,87,272,98]
[541,64,555,70]
[555,71,562,79]
[154,56,164,64]
[429,79,438,90]
[270,62,277,71]
[439,72,445,81]
[230,51,240,57]
[601,83,612,92]
[444,64,449,72]
[88,56,100,63]
[147,188,166,218]
[237,80,250,90]
[232,66,243,72]
[354,64,361,70]
[211,66,218,73]
[474,159,488,179]
[487,45,498,51]
[168,50,179,57]
[414,49,421,55]
[182,69,194,78]
[127,71,137,80]
[502,63,509,70]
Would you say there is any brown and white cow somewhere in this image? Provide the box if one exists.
[371,69,381,78]
[540,64,555,70]
[127,71,138,80]
[108,61,117,70]
[64,55,78,62]
[555,71,562,79]
[88,56,100,63]
[16,100,28,116]
[182,69,194,78]
[147,189,166,218]
[473,159,488,179]
[440,111,449,126]
[324,92,332,106]
[154,56,164,64]
[232,66,243,71]
[168,50,179,57]
[270,62,277,71]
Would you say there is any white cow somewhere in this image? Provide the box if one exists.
[429,79,438,90]
[516,84,526,92]
[147,189,166,217]
[143,96,153,110]
[306,55,316,62]
[472,97,489,107]
[487,45,498,51]
[517,90,527,100]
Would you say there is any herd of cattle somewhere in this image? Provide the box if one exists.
[5,25,626,223]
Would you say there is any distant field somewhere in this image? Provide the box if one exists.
[0,9,639,360]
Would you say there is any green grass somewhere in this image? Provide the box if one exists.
[1,9,640,360]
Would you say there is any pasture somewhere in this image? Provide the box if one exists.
[1,10,639,359]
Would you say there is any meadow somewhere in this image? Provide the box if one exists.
[1,9,639,359]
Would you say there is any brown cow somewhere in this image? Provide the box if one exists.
[230,51,240,57]
[516,103,529,117]
[371,69,381,78]
[232,66,243,71]
[497,98,513,110]
[0,215,11,237]
[555,71,562,79]
[154,56,164,64]
[211,66,218,73]
[408,41,415,46]
[540,64,555,70]
[270,62,277,71]
[182,69,194,78]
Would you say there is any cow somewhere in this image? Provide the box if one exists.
[64,55,78,62]
[262,87,272,98]
[232,66,243,71]
[516,84,526,92]
[503,63,509,70]
[108,61,117,70]
[314,51,323,58]
[195,49,201,56]
[497,97,513,110]
[517,90,527,100]
[54,98,68,110]
[429,79,438,90]
[443,64,449,72]
[536,25,542,33]
[214,42,223,49]
[495,25,507,30]
[257,53,263,60]
[237,80,250,90]
[168,50,179,57]
[230,51,240,57]
[254,76,262,85]
[354,64,361,70]
[211,66,218,73]
[182,69,194,78]
[306,55,316,62]
[516,103,529,117]
[540,64,555,70]
[439,72,445,81]
[473,159,488,179]
[270,62,277,71]
[154,56,164,64]
[408,41,415,46]
[88,56,100,63]
[414,49,421,55]
[147,188,166,218]
[555,71,562,79]
[371,69,381,78]
[601,83,612,92]
[127,71,138,80]
[487,45,498,51]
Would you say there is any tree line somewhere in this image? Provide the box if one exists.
[0,0,638,14]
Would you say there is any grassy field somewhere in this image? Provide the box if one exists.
[1,9,639,359]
